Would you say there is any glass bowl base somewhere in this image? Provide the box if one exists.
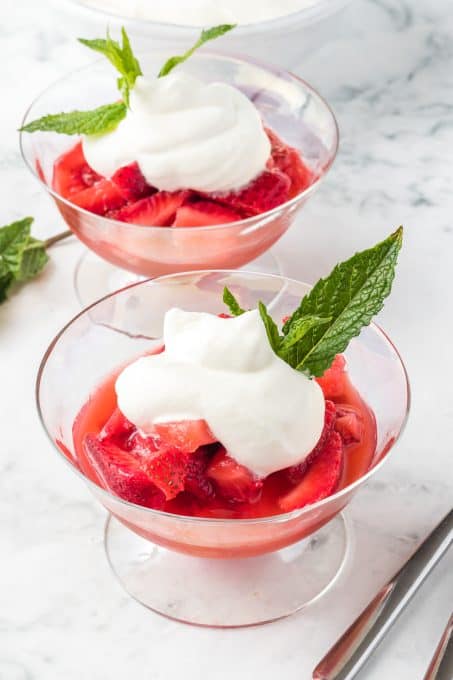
[73,248,284,308]
[104,513,350,628]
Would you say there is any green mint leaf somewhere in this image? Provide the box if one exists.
[20,102,127,135]
[158,24,236,78]
[258,301,282,353]
[283,227,403,377]
[79,27,142,107]
[17,238,49,282]
[278,315,331,367]
[223,286,245,316]
[0,217,49,304]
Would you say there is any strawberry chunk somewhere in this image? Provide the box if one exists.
[115,191,188,226]
[173,200,242,227]
[100,408,135,443]
[286,400,336,483]
[266,128,313,198]
[207,449,263,503]
[144,448,191,500]
[316,355,347,399]
[70,179,127,215]
[215,169,290,216]
[148,419,217,453]
[52,142,101,198]
[279,431,343,512]
[184,446,216,501]
[111,162,154,201]
[335,404,363,445]
[83,434,165,509]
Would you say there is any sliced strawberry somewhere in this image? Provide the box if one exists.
[316,354,347,399]
[70,179,127,215]
[100,408,135,443]
[266,127,313,198]
[207,449,263,503]
[173,200,242,227]
[115,191,188,226]
[279,431,343,512]
[184,446,216,501]
[126,431,160,457]
[335,404,363,445]
[286,400,336,483]
[83,433,165,509]
[148,419,217,453]
[215,169,290,217]
[111,162,154,201]
[144,448,190,500]
[52,142,101,198]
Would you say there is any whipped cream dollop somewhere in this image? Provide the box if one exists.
[115,308,325,478]
[83,73,271,193]
[81,0,321,26]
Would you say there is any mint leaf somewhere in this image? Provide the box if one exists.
[20,102,126,135]
[0,217,49,303]
[283,227,403,377]
[17,238,49,281]
[223,286,245,316]
[258,301,281,352]
[158,24,236,78]
[79,27,142,107]
[278,315,331,367]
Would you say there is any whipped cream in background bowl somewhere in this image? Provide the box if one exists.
[56,0,355,68]
[21,50,338,280]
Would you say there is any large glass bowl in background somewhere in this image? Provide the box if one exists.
[54,0,354,69]
[37,271,409,627]
[20,52,338,305]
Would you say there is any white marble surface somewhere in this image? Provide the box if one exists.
[1,0,452,678]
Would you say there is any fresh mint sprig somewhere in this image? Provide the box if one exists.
[223,227,403,377]
[158,24,236,77]
[0,217,49,303]
[79,27,142,108]
[20,24,236,137]
[20,102,127,136]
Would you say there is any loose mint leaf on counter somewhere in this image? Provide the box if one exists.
[223,286,245,316]
[20,102,126,135]
[283,227,403,377]
[158,24,236,77]
[79,27,142,107]
[0,217,49,303]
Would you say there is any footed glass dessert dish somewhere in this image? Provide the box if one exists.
[21,52,338,305]
[37,271,409,627]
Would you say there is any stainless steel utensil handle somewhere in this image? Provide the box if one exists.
[423,614,453,680]
[313,509,453,680]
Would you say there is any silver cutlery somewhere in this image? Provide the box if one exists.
[423,613,453,680]
[313,509,453,680]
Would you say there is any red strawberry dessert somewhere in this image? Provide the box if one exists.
[72,350,375,519]
[66,228,403,522]
[51,127,313,227]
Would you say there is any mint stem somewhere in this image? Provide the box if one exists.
[44,230,72,248]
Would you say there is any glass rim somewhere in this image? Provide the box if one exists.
[64,0,352,33]
[19,49,339,233]
[35,269,411,526]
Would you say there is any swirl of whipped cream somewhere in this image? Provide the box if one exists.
[82,73,271,193]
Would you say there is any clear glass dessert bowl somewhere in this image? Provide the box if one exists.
[36,271,409,627]
[56,0,354,68]
[20,52,338,304]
